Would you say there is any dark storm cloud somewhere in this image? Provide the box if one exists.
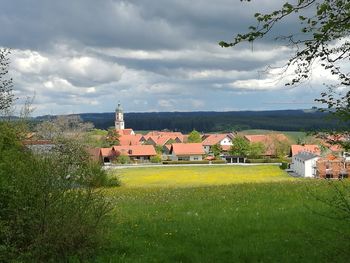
[0,0,325,115]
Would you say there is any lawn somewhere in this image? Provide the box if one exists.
[96,166,350,262]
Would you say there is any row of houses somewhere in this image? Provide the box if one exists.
[291,152,350,179]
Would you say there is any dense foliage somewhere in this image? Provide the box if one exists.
[187,129,202,143]
[0,122,111,262]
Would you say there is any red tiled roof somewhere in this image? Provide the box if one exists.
[244,134,289,156]
[118,134,143,146]
[100,147,115,157]
[244,134,289,143]
[113,145,157,156]
[145,131,184,142]
[170,143,205,155]
[202,134,231,146]
[117,129,135,136]
[146,135,180,146]
[291,144,321,156]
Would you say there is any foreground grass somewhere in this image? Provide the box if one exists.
[96,166,349,262]
[112,165,292,188]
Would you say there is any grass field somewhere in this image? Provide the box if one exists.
[112,165,293,188]
[96,166,350,262]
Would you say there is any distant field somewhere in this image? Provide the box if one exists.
[110,165,293,188]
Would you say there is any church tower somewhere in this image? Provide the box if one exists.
[115,103,125,130]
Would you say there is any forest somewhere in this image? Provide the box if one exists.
[37,109,341,133]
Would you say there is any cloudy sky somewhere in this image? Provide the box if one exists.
[0,0,336,115]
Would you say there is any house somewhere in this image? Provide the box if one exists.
[145,131,185,142]
[113,145,157,162]
[291,151,320,177]
[316,155,350,179]
[117,128,135,136]
[169,143,205,161]
[290,144,321,156]
[145,135,182,146]
[244,134,290,157]
[86,148,103,164]
[118,134,143,146]
[201,133,234,153]
[100,147,117,163]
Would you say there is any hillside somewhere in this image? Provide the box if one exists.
[36,109,340,133]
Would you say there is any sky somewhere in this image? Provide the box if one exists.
[0,0,339,116]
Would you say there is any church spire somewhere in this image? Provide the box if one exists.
[115,102,125,130]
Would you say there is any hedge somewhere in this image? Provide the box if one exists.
[162,160,227,165]
[162,160,210,165]
[246,158,282,163]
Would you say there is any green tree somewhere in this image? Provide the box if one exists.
[220,0,350,122]
[188,129,202,143]
[229,136,250,156]
[0,122,111,262]
[248,142,265,159]
[105,128,120,146]
[211,144,223,158]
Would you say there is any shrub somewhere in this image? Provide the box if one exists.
[162,160,210,165]
[280,162,289,170]
[116,154,131,164]
[0,124,111,262]
[150,155,162,163]
[211,159,227,164]
[246,158,282,163]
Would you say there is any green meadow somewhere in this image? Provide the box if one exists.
[97,166,349,262]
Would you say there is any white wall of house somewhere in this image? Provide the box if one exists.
[220,137,232,146]
[171,153,203,161]
[203,136,233,154]
[203,145,211,153]
[291,155,319,177]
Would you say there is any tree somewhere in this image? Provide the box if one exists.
[248,142,265,159]
[105,128,120,146]
[0,49,14,113]
[211,144,223,158]
[188,129,202,143]
[219,0,350,122]
[36,115,94,140]
[0,122,111,262]
[229,136,250,156]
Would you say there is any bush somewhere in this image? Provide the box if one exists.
[246,158,282,163]
[0,124,111,262]
[150,155,162,163]
[162,160,210,165]
[211,159,227,164]
[116,154,131,164]
[280,162,289,170]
